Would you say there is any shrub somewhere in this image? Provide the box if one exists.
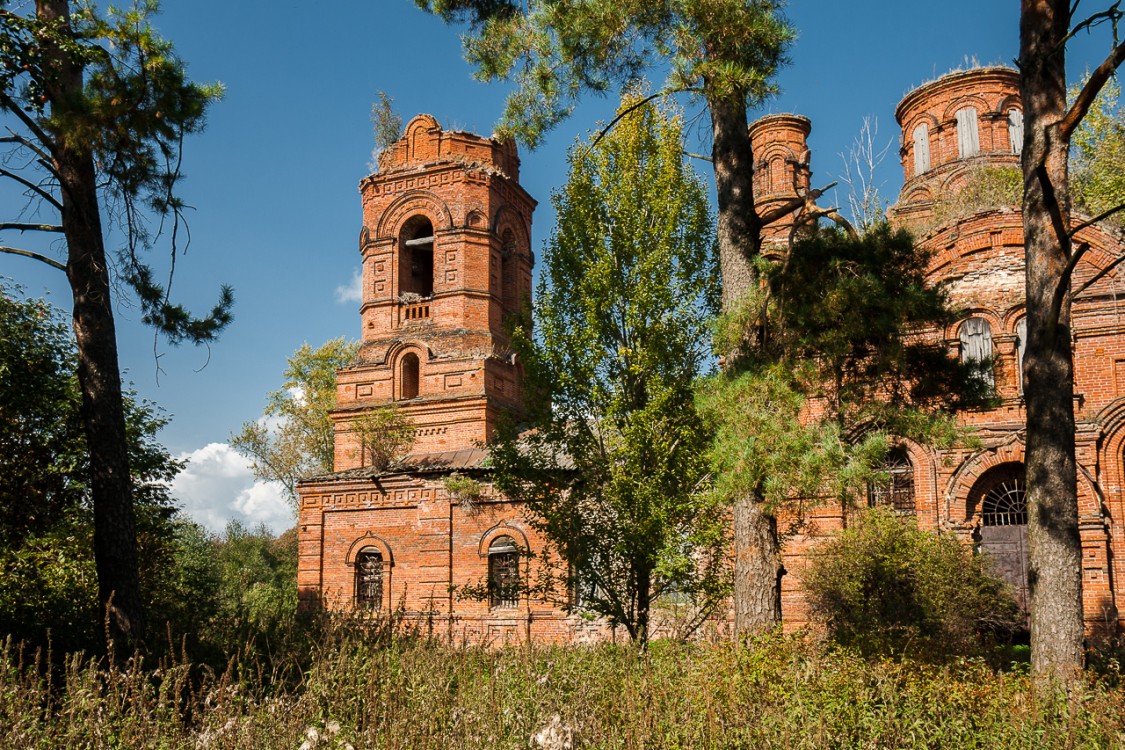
[803,506,1021,659]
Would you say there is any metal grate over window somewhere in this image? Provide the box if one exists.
[868,450,916,515]
[488,536,520,609]
[982,476,1027,526]
[355,549,384,609]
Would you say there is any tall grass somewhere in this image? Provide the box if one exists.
[1,630,1123,749]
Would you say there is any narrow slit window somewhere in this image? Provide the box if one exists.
[488,535,520,609]
[1015,319,1027,395]
[1008,108,1023,155]
[912,123,931,175]
[355,549,384,610]
[400,352,420,400]
[956,107,980,158]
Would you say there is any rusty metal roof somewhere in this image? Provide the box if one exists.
[298,447,491,484]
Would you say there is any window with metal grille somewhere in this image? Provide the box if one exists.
[868,449,916,515]
[488,536,520,609]
[982,474,1027,526]
[355,549,383,609]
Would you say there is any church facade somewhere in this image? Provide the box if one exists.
[297,67,1125,641]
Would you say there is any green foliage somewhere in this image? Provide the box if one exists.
[491,94,722,642]
[351,403,416,472]
[3,634,1125,747]
[232,338,359,503]
[1071,76,1125,230]
[370,90,403,169]
[415,0,794,147]
[929,165,1023,229]
[704,226,985,518]
[804,507,1023,659]
[442,473,485,510]
[0,0,232,340]
[0,287,186,654]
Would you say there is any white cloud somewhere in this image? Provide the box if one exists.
[335,267,362,304]
[170,442,294,535]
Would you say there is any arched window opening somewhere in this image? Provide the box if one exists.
[960,317,994,391]
[400,352,420,400]
[500,229,519,315]
[969,463,1029,612]
[1015,318,1027,395]
[912,123,931,176]
[399,217,434,298]
[1008,108,1024,155]
[488,535,520,609]
[355,549,384,610]
[769,156,784,192]
[956,107,980,158]
[868,448,916,515]
[982,473,1027,526]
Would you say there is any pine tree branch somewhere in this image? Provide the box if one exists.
[0,91,55,156]
[2,129,58,175]
[758,182,836,226]
[0,222,64,233]
[0,245,66,271]
[0,168,62,210]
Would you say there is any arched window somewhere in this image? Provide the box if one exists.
[500,229,519,315]
[488,535,520,609]
[399,217,434,298]
[982,471,1027,526]
[400,352,419,400]
[1008,108,1023,155]
[969,463,1029,612]
[355,549,384,609]
[956,107,980,158]
[868,448,916,515]
[1015,318,1027,395]
[960,317,994,390]
[912,123,931,176]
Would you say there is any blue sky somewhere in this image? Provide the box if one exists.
[1,1,1120,532]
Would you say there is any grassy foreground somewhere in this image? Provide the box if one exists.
[1,632,1123,749]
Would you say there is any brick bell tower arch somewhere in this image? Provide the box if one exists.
[331,114,537,467]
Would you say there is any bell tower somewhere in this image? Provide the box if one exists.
[332,115,536,468]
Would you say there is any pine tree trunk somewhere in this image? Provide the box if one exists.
[732,489,781,636]
[41,0,144,644]
[709,90,783,636]
[1019,0,1084,680]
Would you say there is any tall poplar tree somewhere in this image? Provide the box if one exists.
[416,0,800,634]
[0,1,232,642]
[490,95,721,644]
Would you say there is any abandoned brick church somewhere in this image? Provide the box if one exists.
[297,66,1125,641]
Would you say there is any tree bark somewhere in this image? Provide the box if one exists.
[40,0,144,644]
[709,89,783,635]
[1019,0,1084,680]
[732,488,781,636]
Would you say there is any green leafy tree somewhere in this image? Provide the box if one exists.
[0,0,232,641]
[490,95,722,644]
[1071,76,1125,230]
[0,286,186,655]
[232,339,359,504]
[804,507,1021,659]
[352,404,417,472]
[415,0,870,636]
